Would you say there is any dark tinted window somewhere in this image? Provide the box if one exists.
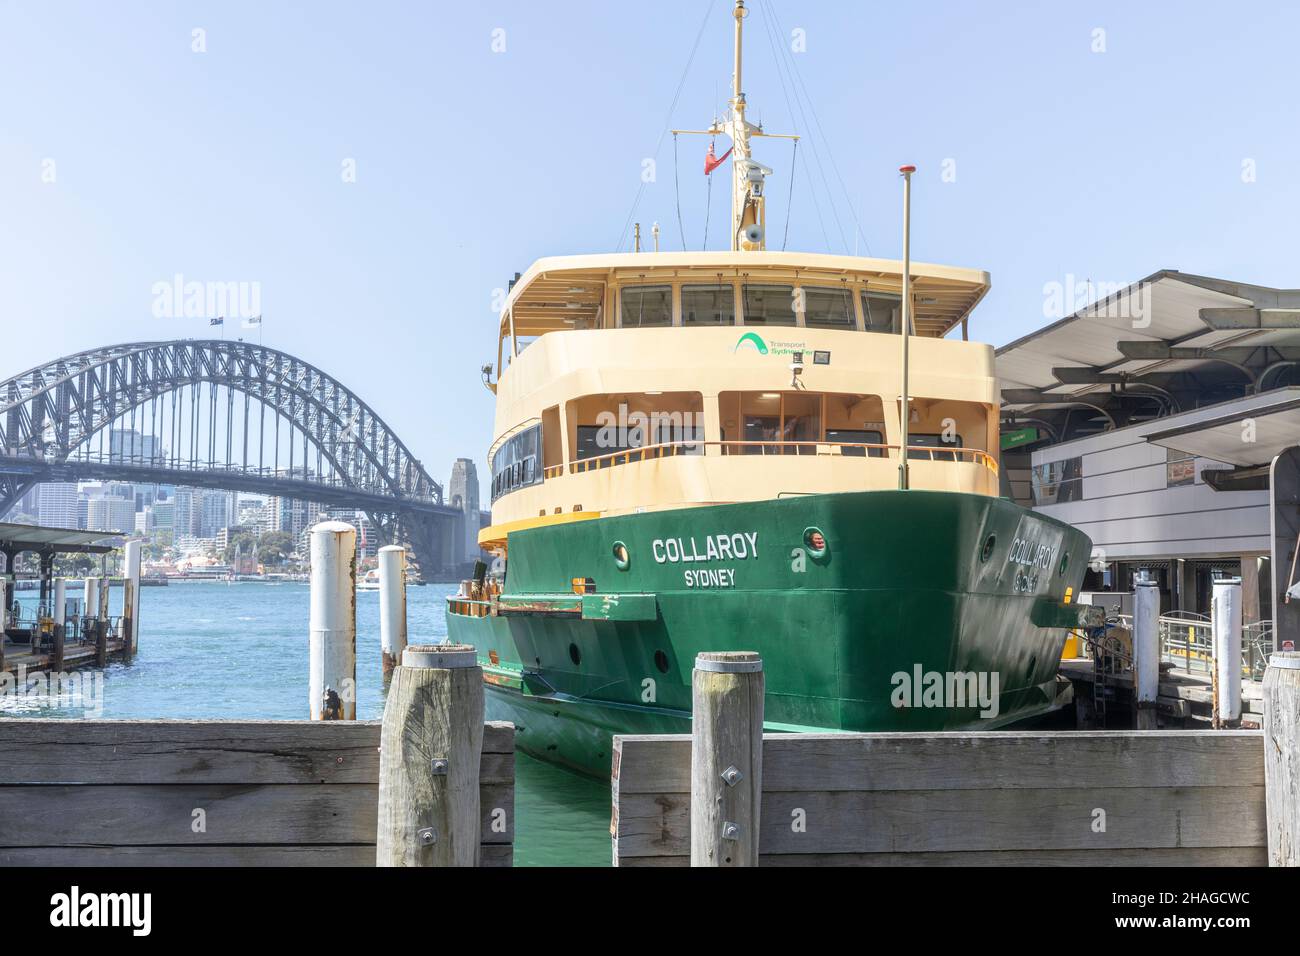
[621,285,672,328]
[742,284,797,326]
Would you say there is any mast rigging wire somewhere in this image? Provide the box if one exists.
[612,1,716,252]
[782,138,797,251]
[673,133,687,250]
[760,0,872,256]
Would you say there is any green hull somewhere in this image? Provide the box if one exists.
[448,490,1091,777]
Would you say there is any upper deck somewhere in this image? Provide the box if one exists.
[479,253,1002,549]
[494,251,990,371]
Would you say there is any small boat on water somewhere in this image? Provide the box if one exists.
[357,569,381,592]
[447,1,1095,777]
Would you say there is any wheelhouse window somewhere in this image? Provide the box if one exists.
[490,422,543,502]
[862,291,900,333]
[802,285,856,330]
[742,284,797,326]
[681,284,735,326]
[620,285,672,328]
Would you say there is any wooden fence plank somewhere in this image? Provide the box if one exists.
[0,719,515,785]
[613,731,1264,795]
[0,781,513,847]
[614,785,1264,858]
[616,847,1268,867]
[0,843,514,866]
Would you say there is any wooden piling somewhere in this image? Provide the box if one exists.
[94,620,107,668]
[376,644,485,866]
[378,545,407,684]
[1263,651,1300,866]
[51,578,65,673]
[122,540,141,662]
[691,651,764,867]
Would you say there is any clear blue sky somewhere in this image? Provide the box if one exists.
[3,0,1299,484]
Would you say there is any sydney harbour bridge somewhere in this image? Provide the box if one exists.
[0,340,463,580]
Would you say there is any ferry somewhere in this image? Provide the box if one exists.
[446,1,1095,776]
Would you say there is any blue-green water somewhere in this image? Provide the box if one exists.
[4,581,610,866]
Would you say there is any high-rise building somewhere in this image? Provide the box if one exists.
[151,500,175,531]
[87,495,135,532]
[36,482,79,528]
[200,490,236,538]
[448,458,481,565]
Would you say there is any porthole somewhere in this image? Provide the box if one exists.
[1058,552,1069,576]
[612,540,630,570]
[569,643,581,666]
[654,649,670,674]
[1026,655,1037,681]
[803,526,828,558]
[980,533,997,563]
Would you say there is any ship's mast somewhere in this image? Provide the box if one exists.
[672,0,796,252]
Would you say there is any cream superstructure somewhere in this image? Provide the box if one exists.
[480,252,1000,549]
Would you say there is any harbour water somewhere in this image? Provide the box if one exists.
[2,581,611,867]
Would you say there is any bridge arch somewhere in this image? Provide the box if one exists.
[0,340,460,578]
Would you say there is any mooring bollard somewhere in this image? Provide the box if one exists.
[51,578,66,672]
[376,644,484,866]
[94,619,107,668]
[308,521,357,720]
[122,540,141,661]
[691,651,764,867]
[1212,576,1243,728]
[1133,570,1160,730]
[1263,651,1300,866]
[378,545,408,684]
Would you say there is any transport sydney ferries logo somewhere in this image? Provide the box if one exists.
[732,332,805,357]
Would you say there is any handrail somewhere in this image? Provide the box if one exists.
[541,439,998,479]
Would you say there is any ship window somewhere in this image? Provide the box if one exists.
[907,432,964,461]
[620,285,672,328]
[862,291,900,333]
[826,428,885,457]
[1032,457,1083,505]
[682,284,736,325]
[802,286,855,329]
[572,393,705,465]
[490,422,543,502]
[742,284,797,326]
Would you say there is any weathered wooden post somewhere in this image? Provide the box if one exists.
[309,521,357,720]
[1264,651,1300,865]
[1212,576,1243,728]
[377,644,484,866]
[378,545,407,684]
[97,574,110,626]
[94,619,107,667]
[691,651,764,867]
[122,540,141,661]
[82,576,98,642]
[1133,570,1160,730]
[51,578,66,672]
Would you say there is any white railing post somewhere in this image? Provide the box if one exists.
[1212,576,1243,728]
[309,521,357,720]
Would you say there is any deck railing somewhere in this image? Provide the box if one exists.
[1100,611,1271,682]
[542,439,998,480]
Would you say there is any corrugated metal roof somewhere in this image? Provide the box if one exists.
[0,522,123,552]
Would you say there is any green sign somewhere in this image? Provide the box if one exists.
[1001,426,1039,450]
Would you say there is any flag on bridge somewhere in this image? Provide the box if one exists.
[209,317,224,326]
[243,314,262,329]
